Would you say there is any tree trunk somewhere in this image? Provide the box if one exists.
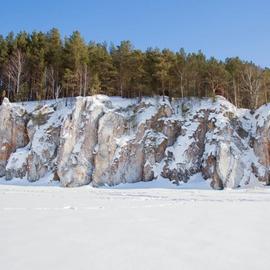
[83,64,87,97]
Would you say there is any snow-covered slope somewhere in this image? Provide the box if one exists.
[0,95,270,189]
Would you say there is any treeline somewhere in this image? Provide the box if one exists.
[0,28,270,109]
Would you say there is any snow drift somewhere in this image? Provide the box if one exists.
[0,95,270,189]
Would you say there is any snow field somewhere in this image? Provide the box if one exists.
[0,182,270,270]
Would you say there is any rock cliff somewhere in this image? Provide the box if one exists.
[0,95,269,189]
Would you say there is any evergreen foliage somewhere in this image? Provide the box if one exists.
[0,29,269,109]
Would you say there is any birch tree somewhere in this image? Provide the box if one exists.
[5,49,25,97]
[241,64,263,109]
[173,48,186,98]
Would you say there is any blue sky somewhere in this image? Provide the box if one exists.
[0,0,269,67]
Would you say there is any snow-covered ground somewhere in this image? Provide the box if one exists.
[1,178,270,270]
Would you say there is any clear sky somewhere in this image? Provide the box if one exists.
[0,0,269,67]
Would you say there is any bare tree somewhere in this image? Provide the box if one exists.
[232,76,239,107]
[173,50,186,98]
[47,65,56,99]
[205,70,228,98]
[83,63,88,97]
[203,59,228,99]
[5,49,25,97]
[55,85,61,100]
[262,69,270,104]
[174,64,185,99]
[78,67,83,96]
[241,65,263,109]
[46,65,64,100]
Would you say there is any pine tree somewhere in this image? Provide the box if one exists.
[63,31,88,97]
[0,28,268,109]
[111,40,133,97]
[45,28,63,99]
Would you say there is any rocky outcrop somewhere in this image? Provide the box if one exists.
[0,95,270,189]
[5,148,28,180]
[57,97,106,187]
[91,102,174,186]
[0,98,29,177]
[162,114,207,185]
[252,104,270,185]
[4,101,69,181]
[26,105,62,181]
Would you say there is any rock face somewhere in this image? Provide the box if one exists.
[92,102,174,186]
[25,104,63,181]
[0,95,270,189]
[0,98,29,177]
[3,101,71,181]
[252,104,270,185]
[57,97,105,187]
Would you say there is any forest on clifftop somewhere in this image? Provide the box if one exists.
[0,28,270,109]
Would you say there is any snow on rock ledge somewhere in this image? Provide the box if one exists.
[0,95,270,189]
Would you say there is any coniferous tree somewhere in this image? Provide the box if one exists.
[63,31,88,97]
[111,40,133,97]
[0,28,269,109]
[45,28,63,99]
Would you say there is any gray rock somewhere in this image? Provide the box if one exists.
[1,95,270,189]
[0,98,29,177]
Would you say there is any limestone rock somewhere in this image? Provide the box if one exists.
[252,105,270,185]
[1,95,270,189]
[201,102,256,189]
[57,97,106,187]
[5,147,28,180]
[0,98,29,177]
